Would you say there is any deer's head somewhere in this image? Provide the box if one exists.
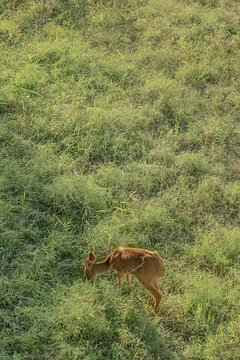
[84,252,96,280]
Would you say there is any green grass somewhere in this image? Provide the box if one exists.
[1,0,240,359]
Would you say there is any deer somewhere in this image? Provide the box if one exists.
[84,247,165,311]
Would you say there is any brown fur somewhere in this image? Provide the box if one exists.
[84,247,165,311]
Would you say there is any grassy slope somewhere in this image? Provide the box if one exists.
[0,0,240,359]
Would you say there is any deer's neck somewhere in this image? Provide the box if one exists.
[92,255,111,275]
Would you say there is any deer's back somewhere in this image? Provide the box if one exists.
[109,247,165,276]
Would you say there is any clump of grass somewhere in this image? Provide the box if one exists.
[194,176,240,222]
[175,153,211,180]
[45,175,111,231]
[189,226,240,274]
[200,317,240,360]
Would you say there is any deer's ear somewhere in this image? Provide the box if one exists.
[88,252,96,262]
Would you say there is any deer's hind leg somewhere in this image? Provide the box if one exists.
[135,276,162,311]
[125,273,131,286]
[145,282,162,311]
[152,278,159,291]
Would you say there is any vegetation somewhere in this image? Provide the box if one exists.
[1,0,240,358]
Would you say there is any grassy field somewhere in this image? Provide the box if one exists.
[1,0,240,359]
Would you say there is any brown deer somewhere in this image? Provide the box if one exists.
[84,247,165,311]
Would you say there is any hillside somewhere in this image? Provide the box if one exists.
[0,0,240,359]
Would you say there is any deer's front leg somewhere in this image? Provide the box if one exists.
[117,273,124,289]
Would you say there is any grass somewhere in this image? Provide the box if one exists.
[0,0,240,359]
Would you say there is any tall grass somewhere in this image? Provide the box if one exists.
[1,0,240,359]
